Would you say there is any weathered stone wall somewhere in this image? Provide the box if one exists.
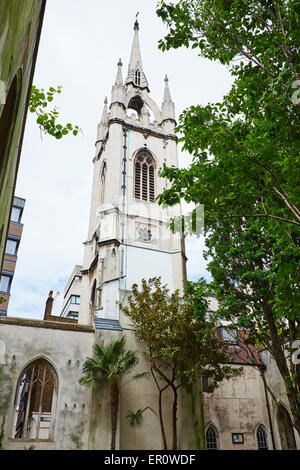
[202,365,271,450]
[0,319,94,450]
[261,350,300,450]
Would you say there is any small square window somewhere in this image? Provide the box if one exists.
[5,238,18,256]
[221,328,238,345]
[11,206,22,223]
[0,274,12,293]
[232,433,244,444]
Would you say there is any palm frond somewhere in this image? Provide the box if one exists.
[126,409,144,428]
[133,372,150,381]
[80,337,138,387]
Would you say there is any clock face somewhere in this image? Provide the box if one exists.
[139,228,152,242]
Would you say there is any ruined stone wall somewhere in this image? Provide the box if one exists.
[0,319,94,450]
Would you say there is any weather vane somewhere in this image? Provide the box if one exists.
[134,11,140,30]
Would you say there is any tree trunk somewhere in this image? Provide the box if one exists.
[150,366,168,450]
[172,387,178,450]
[159,388,168,450]
[110,380,119,450]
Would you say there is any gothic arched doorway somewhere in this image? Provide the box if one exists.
[277,405,296,450]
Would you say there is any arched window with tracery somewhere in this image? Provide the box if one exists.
[206,425,219,450]
[135,70,141,86]
[256,425,268,450]
[13,358,58,440]
[134,151,155,202]
[277,404,297,449]
[100,162,107,205]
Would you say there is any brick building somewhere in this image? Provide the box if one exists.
[0,196,25,315]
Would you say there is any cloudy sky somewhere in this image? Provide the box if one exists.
[8,0,233,319]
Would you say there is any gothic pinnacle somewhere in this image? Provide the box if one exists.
[114,58,123,86]
[162,74,175,122]
[100,96,108,123]
[163,74,172,102]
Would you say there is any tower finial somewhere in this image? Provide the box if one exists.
[117,58,123,67]
[126,13,149,91]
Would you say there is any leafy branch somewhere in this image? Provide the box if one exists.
[29,85,80,139]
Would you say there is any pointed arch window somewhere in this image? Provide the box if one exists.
[134,152,155,202]
[13,359,58,440]
[100,162,107,205]
[135,70,141,86]
[256,425,268,450]
[91,279,97,311]
[206,425,219,450]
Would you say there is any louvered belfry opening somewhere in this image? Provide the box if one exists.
[134,151,155,202]
[135,70,141,86]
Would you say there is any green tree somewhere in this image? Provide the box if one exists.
[157,0,300,227]
[120,277,241,450]
[29,85,80,139]
[79,336,138,450]
[205,217,300,434]
[156,0,300,434]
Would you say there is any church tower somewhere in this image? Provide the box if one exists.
[72,20,186,328]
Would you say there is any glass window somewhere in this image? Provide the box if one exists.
[13,359,57,440]
[11,206,22,223]
[206,426,218,450]
[70,295,80,305]
[135,70,141,85]
[5,238,18,255]
[0,274,11,292]
[221,328,238,344]
[257,425,268,450]
[67,312,78,320]
[134,152,155,202]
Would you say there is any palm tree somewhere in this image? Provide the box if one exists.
[79,336,138,450]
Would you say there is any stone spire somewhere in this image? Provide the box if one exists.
[161,74,175,123]
[125,18,149,91]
